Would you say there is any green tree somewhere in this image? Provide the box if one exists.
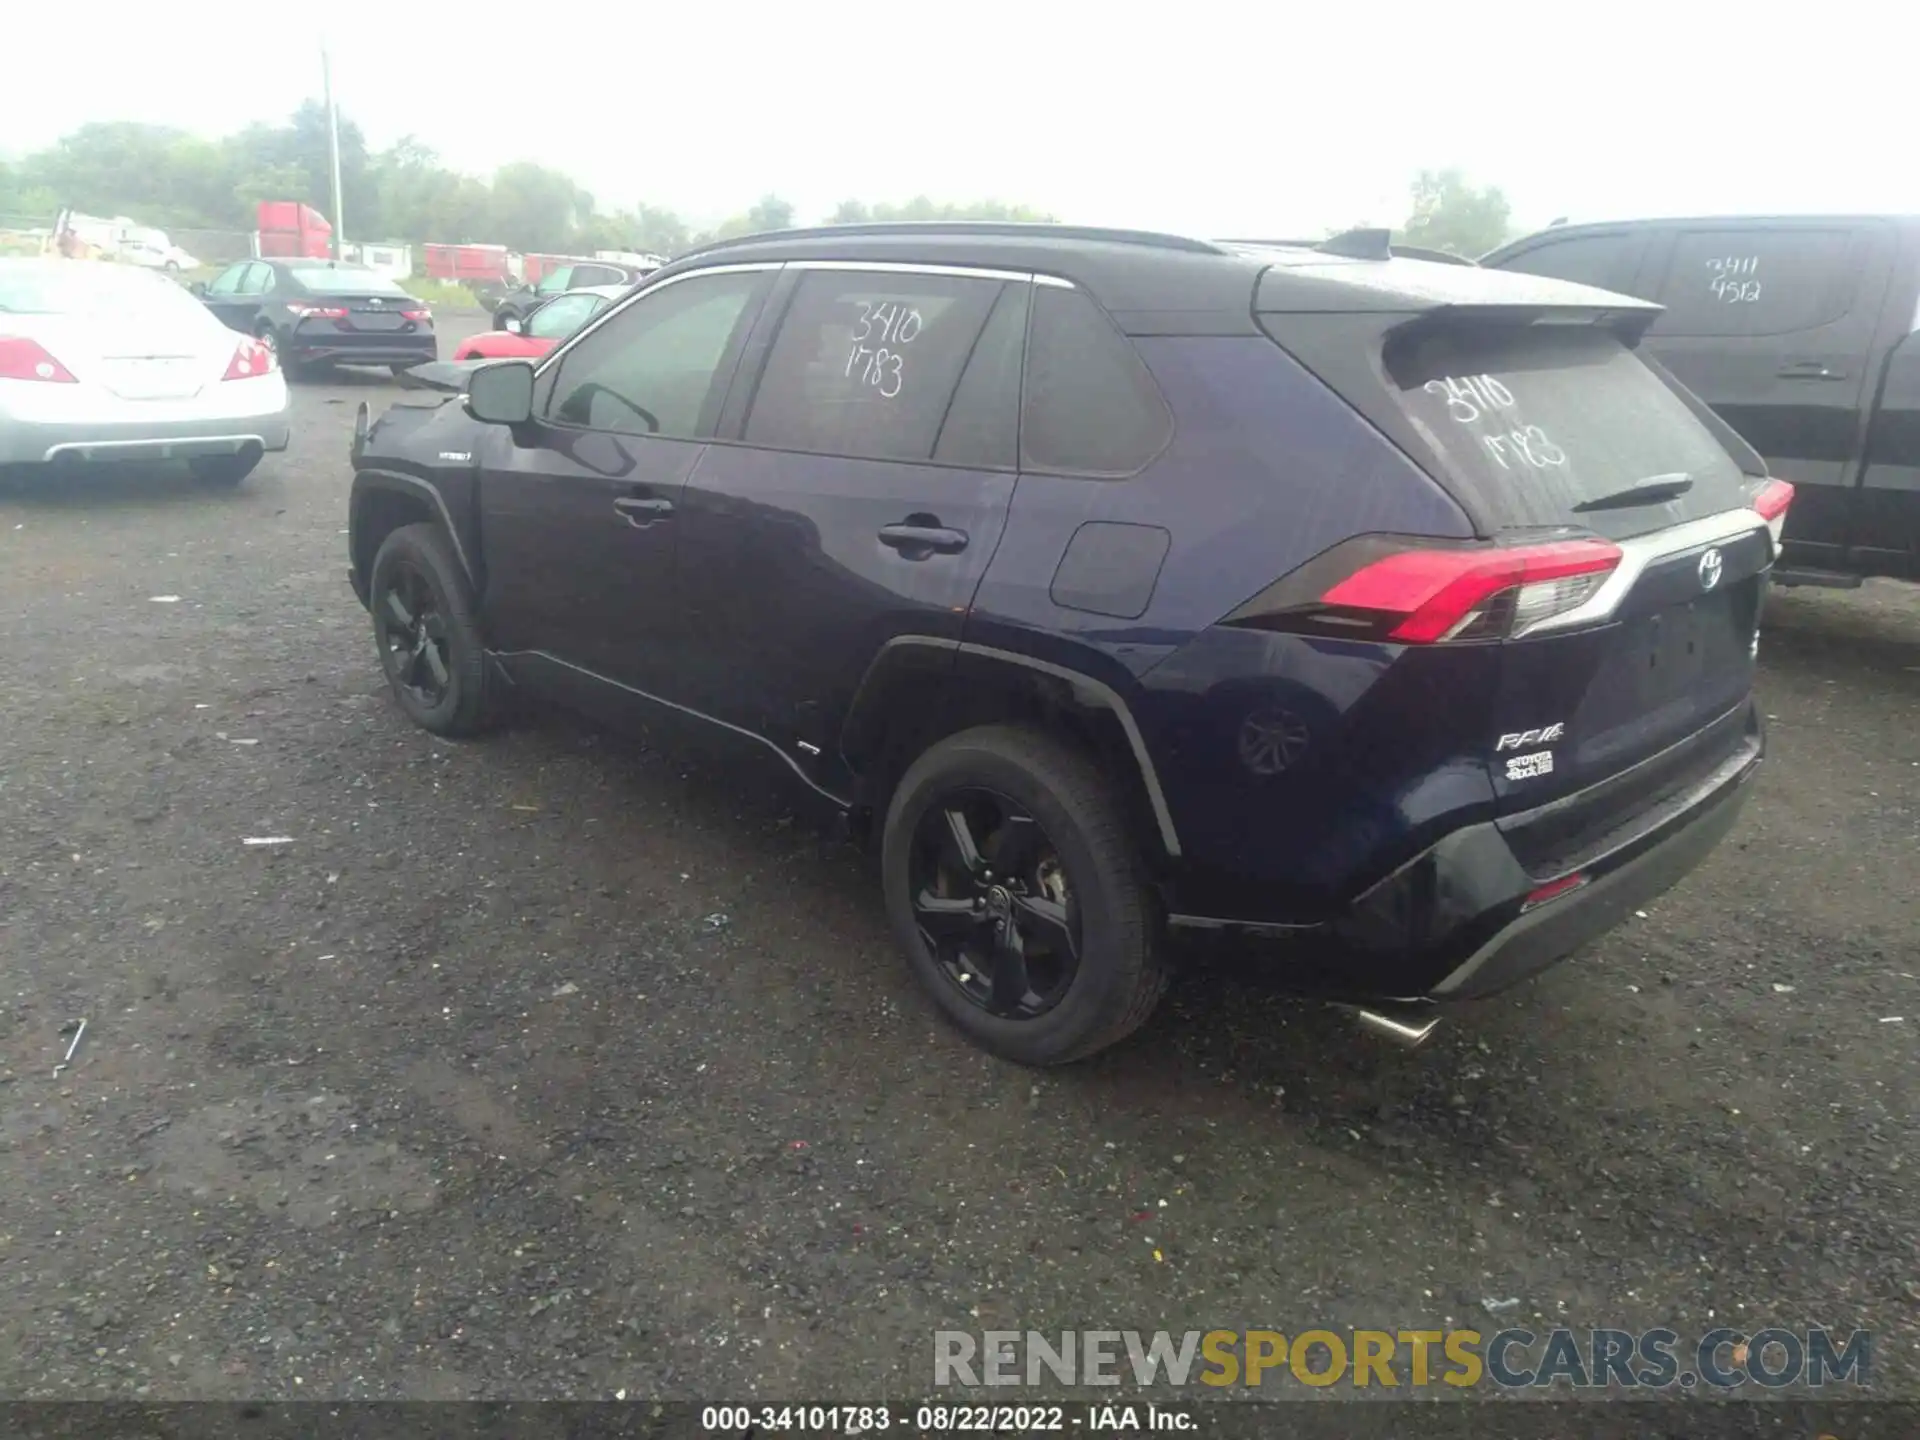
[488,161,587,252]
[829,197,1056,224]
[1394,169,1511,257]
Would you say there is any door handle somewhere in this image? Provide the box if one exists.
[878,523,968,555]
[613,495,674,527]
[1777,361,1845,380]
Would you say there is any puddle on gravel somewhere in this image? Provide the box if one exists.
[149,1094,438,1226]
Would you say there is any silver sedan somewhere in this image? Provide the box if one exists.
[0,258,290,485]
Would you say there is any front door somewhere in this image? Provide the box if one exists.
[675,266,1030,791]
[474,266,775,712]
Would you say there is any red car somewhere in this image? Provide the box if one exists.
[453,285,626,361]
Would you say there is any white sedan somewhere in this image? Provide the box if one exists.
[0,258,289,485]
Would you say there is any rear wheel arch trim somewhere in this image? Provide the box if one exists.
[351,470,477,592]
[842,635,1182,858]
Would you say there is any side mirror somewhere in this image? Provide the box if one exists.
[189,280,208,296]
[465,360,535,425]
[503,317,523,334]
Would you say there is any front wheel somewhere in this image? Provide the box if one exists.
[367,523,495,736]
[881,724,1168,1066]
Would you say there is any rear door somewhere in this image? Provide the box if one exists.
[1377,318,1771,822]
[1638,220,1895,563]
[673,264,1027,784]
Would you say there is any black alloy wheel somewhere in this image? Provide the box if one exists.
[908,787,1082,1020]
[375,559,454,711]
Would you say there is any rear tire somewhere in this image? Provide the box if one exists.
[189,452,260,487]
[881,724,1168,1066]
[368,522,495,737]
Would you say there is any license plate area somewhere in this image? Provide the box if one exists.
[346,311,405,331]
[102,358,202,400]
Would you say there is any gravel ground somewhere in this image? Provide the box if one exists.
[1,321,1917,1403]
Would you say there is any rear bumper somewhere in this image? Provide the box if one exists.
[290,333,437,368]
[0,410,290,465]
[1170,705,1763,1004]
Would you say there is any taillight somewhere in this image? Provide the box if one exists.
[1751,478,1794,552]
[1521,872,1589,912]
[1320,540,1621,643]
[223,336,277,380]
[1225,535,1624,644]
[287,303,348,319]
[402,308,431,322]
[0,336,78,383]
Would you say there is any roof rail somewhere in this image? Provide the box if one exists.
[675,221,1226,261]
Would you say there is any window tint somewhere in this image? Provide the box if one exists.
[744,270,1001,462]
[546,270,762,438]
[235,264,273,296]
[206,264,248,296]
[528,292,605,339]
[1653,228,1857,338]
[1022,287,1171,476]
[1383,323,1750,540]
[1495,233,1646,296]
[534,266,574,296]
[932,281,1028,469]
[573,264,622,287]
[287,265,407,297]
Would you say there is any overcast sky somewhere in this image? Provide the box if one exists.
[4,1,1911,236]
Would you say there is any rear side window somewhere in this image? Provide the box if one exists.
[1653,228,1856,337]
[932,281,1029,470]
[1384,323,1751,538]
[1022,287,1171,476]
[1493,233,1647,296]
[744,270,1001,462]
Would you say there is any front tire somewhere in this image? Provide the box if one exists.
[881,724,1168,1066]
[368,523,495,736]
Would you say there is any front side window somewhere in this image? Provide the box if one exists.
[743,269,1003,462]
[235,264,273,296]
[534,265,574,296]
[545,270,764,438]
[206,263,247,296]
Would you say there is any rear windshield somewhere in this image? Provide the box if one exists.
[0,262,203,320]
[286,265,410,297]
[1382,322,1750,537]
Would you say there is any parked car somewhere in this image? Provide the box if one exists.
[0,257,287,484]
[453,285,626,361]
[191,259,435,379]
[1483,215,1920,584]
[490,260,647,331]
[346,222,1790,1065]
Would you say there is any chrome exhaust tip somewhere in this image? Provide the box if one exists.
[1350,1005,1443,1048]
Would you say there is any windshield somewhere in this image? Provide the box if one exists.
[0,261,203,319]
[286,265,410,297]
[1382,322,1751,538]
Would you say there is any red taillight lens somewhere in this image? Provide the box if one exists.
[1319,540,1623,643]
[1521,872,1589,912]
[223,336,277,380]
[402,308,431,322]
[287,303,348,319]
[1751,478,1793,552]
[0,336,78,383]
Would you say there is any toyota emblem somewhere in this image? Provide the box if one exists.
[1698,547,1724,592]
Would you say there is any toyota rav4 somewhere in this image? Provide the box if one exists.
[346,222,1790,1065]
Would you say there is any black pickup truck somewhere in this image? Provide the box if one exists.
[1484,215,1920,585]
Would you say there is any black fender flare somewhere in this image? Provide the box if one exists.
[838,636,1183,858]
[348,468,479,604]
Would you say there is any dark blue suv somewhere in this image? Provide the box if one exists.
[346,223,1792,1065]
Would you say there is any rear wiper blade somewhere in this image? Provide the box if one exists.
[1572,473,1694,512]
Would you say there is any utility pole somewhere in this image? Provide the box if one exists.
[321,38,346,260]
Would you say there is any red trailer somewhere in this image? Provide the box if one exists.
[424,243,513,284]
[522,252,600,284]
[255,201,332,259]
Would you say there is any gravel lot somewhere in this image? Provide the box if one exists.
[1,316,1917,1403]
